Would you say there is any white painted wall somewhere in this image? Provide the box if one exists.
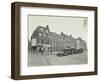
[0,0,100,82]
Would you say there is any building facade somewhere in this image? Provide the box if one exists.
[31,25,87,54]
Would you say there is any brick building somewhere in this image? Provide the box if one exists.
[31,25,87,54]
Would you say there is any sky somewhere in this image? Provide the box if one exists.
[28,15,88,42]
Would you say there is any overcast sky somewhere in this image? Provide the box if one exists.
[28,15,88,42]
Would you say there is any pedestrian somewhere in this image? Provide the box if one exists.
[41,47,44,55]
[39,47,42,54]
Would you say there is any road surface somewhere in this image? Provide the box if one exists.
[28,51,88,67]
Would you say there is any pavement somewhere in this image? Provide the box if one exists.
[28,50,88,67]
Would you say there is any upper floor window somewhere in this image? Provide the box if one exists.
[38,33,42,36]
[50,35,52,39]
[45,29,49,33]
[40,28,43,31]
[53,41,55,44]
[46,35,49,38]
[43,34,46,37]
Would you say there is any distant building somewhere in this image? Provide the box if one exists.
[31,25,87,54]
[76,37,87,50]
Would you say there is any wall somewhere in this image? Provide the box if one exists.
[0,0,100,82]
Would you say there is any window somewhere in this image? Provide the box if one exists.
[40,28,43,31]
[59,37,61,40]
[46,29,49,33]
[53,41,55,44]
[38,40,41,44]
[50,35,52,39]
[44,40,46,44]
[38,33,42,36]
[47,35,49,38]
[43,34,46,37]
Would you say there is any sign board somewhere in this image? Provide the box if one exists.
[31,38,37,46]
